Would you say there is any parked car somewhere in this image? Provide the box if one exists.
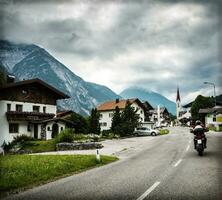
[134,127,159,136]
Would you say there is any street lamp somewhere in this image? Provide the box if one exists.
[204,81,216,106]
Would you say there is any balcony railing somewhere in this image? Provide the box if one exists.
[6,111,55,122]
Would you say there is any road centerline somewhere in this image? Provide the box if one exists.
[174,159,182,167]
[136,181,161,200]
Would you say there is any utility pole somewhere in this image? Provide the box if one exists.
[204,82,216,106]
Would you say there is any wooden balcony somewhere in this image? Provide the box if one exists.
[6,111,55,122]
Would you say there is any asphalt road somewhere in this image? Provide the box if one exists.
[5,127,222,200]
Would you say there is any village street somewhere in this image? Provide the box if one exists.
[5,127,222,200]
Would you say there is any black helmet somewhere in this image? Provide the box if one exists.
[195,120,201,125]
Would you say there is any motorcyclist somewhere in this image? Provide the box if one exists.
[192,120,207,149]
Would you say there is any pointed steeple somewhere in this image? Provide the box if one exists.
[176,87,180,102]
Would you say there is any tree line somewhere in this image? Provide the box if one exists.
[69,102,140,137]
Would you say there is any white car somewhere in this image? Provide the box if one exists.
[134,127,159,136]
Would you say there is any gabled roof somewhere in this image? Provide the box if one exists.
[199,106,222,114]
[143,101,154,110]
[0,78,69,99]
[97,98,147,112]
[150,107,169,114]
[57,110,74,118]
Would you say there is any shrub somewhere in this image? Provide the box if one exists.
[55,129,75,143]
[1,141,13,152]
[1,135,34,152]
[159,129,170,135]
[12,135,34,144]
[207,124,217,132]
[101,129,112,137]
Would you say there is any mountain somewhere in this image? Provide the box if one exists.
[120,87,176,114]
[0,40,120,116]
[0,40,39,72]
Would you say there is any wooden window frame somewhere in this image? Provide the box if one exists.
[9,123,19,133]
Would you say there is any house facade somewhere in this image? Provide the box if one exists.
[199,106,222,131]
[97,98,150,131]
[0,78,72,145]
[150,107,170,126]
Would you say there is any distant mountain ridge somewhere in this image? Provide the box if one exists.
[0,40,120,116]
[120,87,176,114]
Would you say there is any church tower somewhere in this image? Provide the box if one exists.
[176,87,181,120]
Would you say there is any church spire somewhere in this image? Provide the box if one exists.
[176,87,180,102]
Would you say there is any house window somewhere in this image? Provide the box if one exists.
[7,104,11,111]
[100,122,107,127]
[33,106,40,112]
[213,117,216,122]
[47,126,51,131]
[61,127,64,131]
[43,106,46,113]
[140,110,143,114]
[16,104,23,112]
[9,123,19,133]
[27,124,31,132]
[109,113,113,118]
[100,114,103,118]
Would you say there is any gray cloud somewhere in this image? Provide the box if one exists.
[0,0,221,103]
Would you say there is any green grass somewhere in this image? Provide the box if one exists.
[0,154,118,195]
[159,129,170,135]
[21,139,56,153]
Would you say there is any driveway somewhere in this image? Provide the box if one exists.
[33,133,161,159]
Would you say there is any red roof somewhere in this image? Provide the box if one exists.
[97,98,147,111]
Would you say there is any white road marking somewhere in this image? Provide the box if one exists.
[174,159,182,167]
[186,145,190,152]
[136,181,161,200]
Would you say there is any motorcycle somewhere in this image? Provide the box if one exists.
[194,134,205,156]
[190,128,207,156]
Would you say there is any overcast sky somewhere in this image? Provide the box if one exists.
[0,0,221,104]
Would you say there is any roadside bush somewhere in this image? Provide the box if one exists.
[159,129,170,135]
[101,129,112,137]
[12,135,34,144]
[100,131,119,139]
[1,141,13,152]
[1,135,34,152]
[55,128,75,143]
[207,124,217,132]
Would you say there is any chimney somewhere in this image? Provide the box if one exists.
[7,75,15,84]
[116,98,119,103]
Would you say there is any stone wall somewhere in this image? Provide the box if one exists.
[56,142,103,151]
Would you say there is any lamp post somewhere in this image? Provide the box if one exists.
[204,81,216,106]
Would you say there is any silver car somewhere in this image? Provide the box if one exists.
[134,127,159,136]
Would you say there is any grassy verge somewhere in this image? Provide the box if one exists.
[21,139,56,153]
[0,154,118,196]
[159,129,170,135]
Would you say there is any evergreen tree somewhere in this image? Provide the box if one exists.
[191,95,214,121]
[111,106,122,135]
[116,102,140,136]
[69,112,89,134]
[89,108,100,134]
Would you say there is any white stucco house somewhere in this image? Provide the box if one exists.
[199,106,222,131]
[150,107,170,126]
[0,78,74,146]
[97,98,153,131]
